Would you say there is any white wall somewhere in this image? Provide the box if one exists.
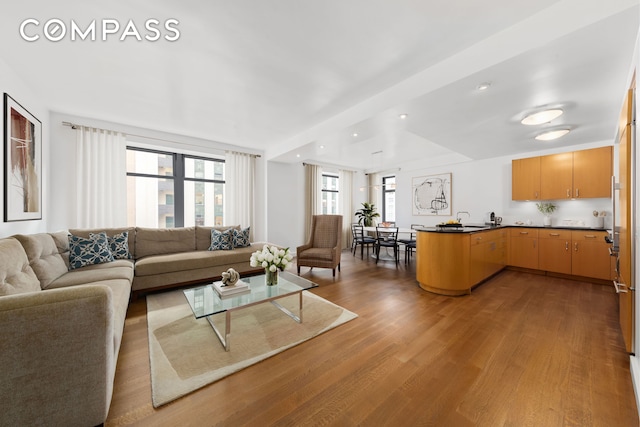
[0,58,49,238]
[266,162,305,250]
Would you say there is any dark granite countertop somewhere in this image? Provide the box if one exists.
[416,224,609,233]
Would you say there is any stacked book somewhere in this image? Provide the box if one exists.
[212,280,250,297]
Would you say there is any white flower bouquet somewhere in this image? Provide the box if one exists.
[250,245,293,272]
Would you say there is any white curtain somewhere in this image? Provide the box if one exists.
[304,163,322,241]
[225,151,256,239]
[339,169,354,249]
[75,126,127,228]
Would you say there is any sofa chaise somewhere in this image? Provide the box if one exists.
[0,225,267,426]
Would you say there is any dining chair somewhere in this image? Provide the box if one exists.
[375,226,399,265]
[351,224,376,259]
[398,224,423,264]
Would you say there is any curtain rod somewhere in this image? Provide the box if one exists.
[62,121,261,158]
[302,161,358,173]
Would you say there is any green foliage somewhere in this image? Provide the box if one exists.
[536,202,557,215]
[354,202,381,226]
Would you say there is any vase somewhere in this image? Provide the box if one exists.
[543,216,552,226]
[265,268,278,286]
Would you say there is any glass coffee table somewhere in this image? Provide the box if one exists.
[183,271,318,351]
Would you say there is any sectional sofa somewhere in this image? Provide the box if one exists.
[0,225,266,426]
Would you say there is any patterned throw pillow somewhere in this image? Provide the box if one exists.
[68,232,115,270]
[90,231,131,260]
[209,229,233,251]
[232,227,251,248]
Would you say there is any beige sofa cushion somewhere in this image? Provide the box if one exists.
[195,225,240,251]
[135,227,196,259]
[48,260,134,289]
[135,244,260,277]
[14,232,70,290]
[0,238,41,295]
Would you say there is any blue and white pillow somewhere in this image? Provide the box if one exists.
[68,232,115,270]
[209,229,233,251]
[232,227,251,248]
[90,231,131,260]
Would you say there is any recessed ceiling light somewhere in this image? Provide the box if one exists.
[296,154,300,158]
[476,82,492,91]
[352,132,358,137]
[399,113,408,119]
[319,145,325,149]
[521,109,563,125]
[535,128,570,141]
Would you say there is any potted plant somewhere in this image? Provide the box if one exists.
[355,202,380,227]
[536,202,557,226]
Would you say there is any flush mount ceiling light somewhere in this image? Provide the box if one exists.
[521,108,564,125]
[399,113,408,119]
[476,82,492,91]
[535,128,570,141]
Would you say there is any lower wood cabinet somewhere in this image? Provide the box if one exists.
[570,230,611,280]
[538,229,572,274]
[510,228,610,280]
[508,228,538,269]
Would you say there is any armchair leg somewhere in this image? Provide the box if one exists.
[297,265,300,275]
[338,263,341,272]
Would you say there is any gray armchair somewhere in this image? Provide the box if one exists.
[297,215,343,277]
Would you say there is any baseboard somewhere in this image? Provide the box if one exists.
[631,355,640,420]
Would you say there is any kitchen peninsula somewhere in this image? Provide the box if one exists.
[416,225,611,296]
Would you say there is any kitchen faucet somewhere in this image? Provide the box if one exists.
[456,211,470,223]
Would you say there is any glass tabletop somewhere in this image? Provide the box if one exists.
[183,271,318,318]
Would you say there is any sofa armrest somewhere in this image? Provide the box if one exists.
[0,285,115,426]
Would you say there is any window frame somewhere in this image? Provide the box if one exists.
[126,146,225,228]
[382,175,396,223]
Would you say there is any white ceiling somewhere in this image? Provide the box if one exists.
[0,0,638,171]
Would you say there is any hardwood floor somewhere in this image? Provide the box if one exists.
[106,252,639,426]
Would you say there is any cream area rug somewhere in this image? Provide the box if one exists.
[146,289,358,407]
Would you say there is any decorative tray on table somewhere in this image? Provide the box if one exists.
[436,222,463,229]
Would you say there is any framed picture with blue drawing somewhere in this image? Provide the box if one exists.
[4,93,42,222]
[412,173,451,216]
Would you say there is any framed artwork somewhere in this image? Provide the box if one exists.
[4,93,42,221]
[412,173,452,216]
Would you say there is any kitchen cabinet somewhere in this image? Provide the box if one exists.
[512,157,541,200]
[571,230,611,280]
[417,228,506,296]
[508,228,538,269]
[538,229,572,274]
[513,146,612,201]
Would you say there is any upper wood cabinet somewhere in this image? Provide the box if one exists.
[512,157,540,200]
[540,152,573,199]
[513,146,613,201]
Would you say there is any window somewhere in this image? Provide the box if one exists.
[126,147,225,228]
[321,173,339,214]
[382,176,396,223]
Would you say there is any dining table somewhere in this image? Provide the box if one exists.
[362,226,417,261]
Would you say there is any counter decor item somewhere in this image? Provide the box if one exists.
[536,202,557,226]
[592,210,605,228]
[355,202,380,227]
[250,245,293,285]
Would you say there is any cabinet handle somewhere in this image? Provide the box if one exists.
[584,235,596,239]
[519,231,529,235]
[476,237,482,241]
[549,233,560,236]
[535,191,539,199]
[574,242,578,252]
[567,189,571,198]
[575,188,580,198]
[565,242,569,251]
[614,281,628,294]
[533,240,536,249]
